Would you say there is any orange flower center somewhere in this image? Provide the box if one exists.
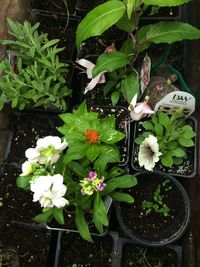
[84,130,99,144]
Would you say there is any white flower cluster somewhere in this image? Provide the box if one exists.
[30,174,68,208]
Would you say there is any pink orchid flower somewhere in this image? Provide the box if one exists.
[128,94,154,121]
[76,59,106,94]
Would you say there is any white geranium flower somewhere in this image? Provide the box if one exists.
[20,161,34,176]
[25,136,68,164]
[30,174,69,208]
[138,135,162,171]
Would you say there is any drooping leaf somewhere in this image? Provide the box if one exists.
[121,73,139,103]
[75,208,93,242]
[110,191,134,203]
[92,51,130,77]
[76,1,126,49]
[143,0,190,7]
[53,208,64,225]
[111,91,120,106]
[138,22,200,52]
[93,193,108,233]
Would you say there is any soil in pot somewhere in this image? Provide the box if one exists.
[131,118,196,178]
[58,232,113,267]
[141,6,182,20]
[121,244,180,267]
[75,0,103,14]
[118,172,190,245]
[0,247,19,267]
[0,223,50,267]
[6,113,62,164]
[31,0,76,14]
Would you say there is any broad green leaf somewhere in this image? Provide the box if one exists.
[103,80,117,96]
[178,137,195,147]
[86,144,100,162]
[143,0,190,7]
[158,112,170,128]
[173,148,186,158]
[167,141,177,150]
[182,125,196,139]
[138,22,200,52]
[75,208,93,243]
[32,210,53,223]
[111,191,134,203]
[59,113,76,127]
[161,153,173,167]
[127,0,135,19]
[111,91,120,106]
[134,135,145,145]
[120,38,134,56]
[75,100,88,116]
[142,121,154,131]
[100,129,125,144]
[53,208,64,225]
[173,157,184,165]
[16,175,32,189]
[68,161,88,178]
[101,116,116,130]
[101,175,137,195]
[76,1,126,49]
[116,13,136,32]
[92,51,130,77]
[93,193,108,233]
[63,144,88,164]
[155,123,163,136]
[121,73,139,103]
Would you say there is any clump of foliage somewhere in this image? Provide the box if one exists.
[142,179,172,217]
[135,109,196,168]
[0,18,71,111]
[76,0,200,106]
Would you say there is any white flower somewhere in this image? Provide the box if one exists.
[138,135,162,171]
[25,136,68,164]
[20,161,34,176]
[30,174,69,208]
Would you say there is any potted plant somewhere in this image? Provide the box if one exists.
[131,109,197,177]
[0,18,71,111]
[75,0,200,106]
[115,171,191,247]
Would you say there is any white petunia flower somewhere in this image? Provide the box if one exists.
[25,136,68,164]
[138,135,162,171]
[30,174,69,208]
[20,161,34,176]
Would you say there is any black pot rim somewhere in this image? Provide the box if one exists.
[115,171,191,247]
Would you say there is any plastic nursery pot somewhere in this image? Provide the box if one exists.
[29,10,80,61]
[5,112,63,165]
[112,237,182,267]
[53,231,119,267]
[115,171,191,247]
[89,106,130,167]
[131,117,197,178]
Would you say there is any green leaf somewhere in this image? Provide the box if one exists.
[143,0,190,7]
[120,38,134,56]
[138,22,200,52]
[93,193,108,233]
[158,112,170,128]
[100,129,125,144]
[116,13,136,32]
[182,125,196,139]
[173,148,186,158]
[76,1,126,49]
[41,39,60,51]
[53,208,64,224]
[173,157,184,165]
[134,135,145,145]
[75,208,93,242]
[142,121,154,131]
[63,144,88,164]
[167,141,177,150]
[32,210,54,223]
[110,191,134,203]
[121,73,139,103]
[127,0,135,19]
[86,144,100,162]
[155,123,163,136]
[92,51,130,77]
[101,116,116,130]
[102,175,137,196]
[75,100,88,116]
[111,91,120,106]
[161,153,173,167]
[16,175,32,189]
[178,138,195,147]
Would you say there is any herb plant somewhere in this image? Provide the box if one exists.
[135,109,196,168]
[76,0,200,106]
[0,18,71,111]
[16,136,137,242]
[142,179,172,217]
[58,100,125,173]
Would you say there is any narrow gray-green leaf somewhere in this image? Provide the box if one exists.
[92,51,130,77]
[76,1,126,49]
[143,0,190,7]
[138,22,200,52]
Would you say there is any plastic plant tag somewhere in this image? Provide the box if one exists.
[154,91,195,116]
[104,195,113,213]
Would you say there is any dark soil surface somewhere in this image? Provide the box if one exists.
[0,223,50,267]
[119,173,189,244]
[58,232,113,267]
[31,0,76,14]
[131,118,196,177]
[142,6,181,19]
[121,243,180,267]
[6,113,62,164]
[75,0,103,13]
